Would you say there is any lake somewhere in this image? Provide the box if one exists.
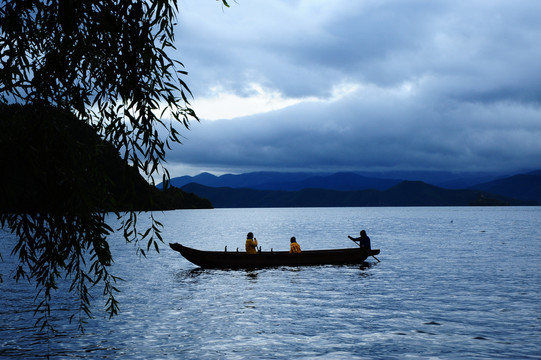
[1,207,541,359]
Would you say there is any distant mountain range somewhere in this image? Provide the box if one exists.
[470,170,541,203]
[165,171,401,191]
[162,169,541,208]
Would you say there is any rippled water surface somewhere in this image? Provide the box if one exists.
[1,207,541,359]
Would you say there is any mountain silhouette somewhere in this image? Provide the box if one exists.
[165,169,540,206]
[181,180,533,208]
[470,170,541,203]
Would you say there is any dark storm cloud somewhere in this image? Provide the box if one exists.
[168,0,541,176]
[168,87,541,174]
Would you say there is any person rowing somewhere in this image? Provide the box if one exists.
[348,230,371,249]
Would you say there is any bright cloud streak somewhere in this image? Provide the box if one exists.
[191,82,367,121]
[192,83,320,120]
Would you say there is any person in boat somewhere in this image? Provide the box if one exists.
[245,232,258,254]
[348,230,371,249]
[290,236,301,253]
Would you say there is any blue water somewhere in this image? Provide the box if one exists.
[1,207,541,359]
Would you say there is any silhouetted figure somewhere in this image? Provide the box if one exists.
[348,230,371,249]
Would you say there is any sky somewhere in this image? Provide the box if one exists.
[162,0,541,177]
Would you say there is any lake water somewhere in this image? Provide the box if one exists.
[1,207,541,359]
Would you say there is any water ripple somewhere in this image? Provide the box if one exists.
[1,207,541,359]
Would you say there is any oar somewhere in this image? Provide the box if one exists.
[348,236,359,247]
[348,236,380,262]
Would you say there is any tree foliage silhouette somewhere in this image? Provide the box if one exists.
[0,0,228,331]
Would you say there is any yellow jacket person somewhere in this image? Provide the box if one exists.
[289,236,301,253]
[245,232,258,254]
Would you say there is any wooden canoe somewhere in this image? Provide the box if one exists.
[169,242,380,269]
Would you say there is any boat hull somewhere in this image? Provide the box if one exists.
[169,243,380,269]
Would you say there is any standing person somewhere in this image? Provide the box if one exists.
[348,230,371,249]
[245,232,258,254]
[290,236,301,253]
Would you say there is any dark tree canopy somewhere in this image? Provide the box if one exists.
[0,0,226,331]
[1,0,195,176]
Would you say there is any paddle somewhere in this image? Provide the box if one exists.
[348,236,380,262]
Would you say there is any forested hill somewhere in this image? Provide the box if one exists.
[181,181,534,208]
[470,170,541,204]
[0,104,212,212]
